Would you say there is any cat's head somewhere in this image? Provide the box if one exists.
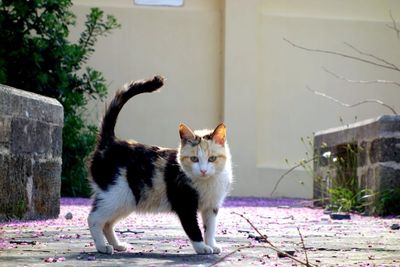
[177,123,229,180]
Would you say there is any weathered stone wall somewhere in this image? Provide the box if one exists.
[314,115,400,214]
[0,84,63,220]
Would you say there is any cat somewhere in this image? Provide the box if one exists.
[88,75,233,255]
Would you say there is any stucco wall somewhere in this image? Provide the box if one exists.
[71,0,400,198]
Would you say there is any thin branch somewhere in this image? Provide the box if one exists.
[307,86,398,115]
[387,10,400,39]
[343,42,400,71]
[9,240,38,245]
[232,212,269,242]
[270,157,315,197]
[297,227,310,266]
[283,38,400,72]
[323,67,400,87]
[208,244,254,267]
[230,212,315,267]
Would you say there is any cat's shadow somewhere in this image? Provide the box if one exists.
[76,251,219,266]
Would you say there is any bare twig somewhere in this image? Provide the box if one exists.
[343,42,400,71]
[9,240,38,245]
[231,212,315,267]
[323,67,400,87]
[307,86,398,115]
[387,10,400,39]
[270,157,315,197]
[297,227,310,266]
[208,244,254,267]
[283,38,400,72]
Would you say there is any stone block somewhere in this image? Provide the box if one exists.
[34,121,51,154]
[0,117,10,143]
[375,164,400,189]
[0,154,32,220]
[32,160,61,219]
[0,84,63,221]
[10,118,36,154]
[370,138,400,164]
[51,126,63,158]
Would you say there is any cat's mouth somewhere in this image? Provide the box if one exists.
[197,173,211,180]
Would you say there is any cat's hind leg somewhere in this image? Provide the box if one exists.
[88,197,132,254]
[103,217,130,252]
[88,208,114,254]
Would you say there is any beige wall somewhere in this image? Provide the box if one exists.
[71,0,223,147]
[72,0,400,199]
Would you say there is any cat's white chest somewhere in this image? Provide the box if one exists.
[196,172,232,211]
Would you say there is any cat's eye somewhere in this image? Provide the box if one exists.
[190,156,199,162]
[208,156,217,162]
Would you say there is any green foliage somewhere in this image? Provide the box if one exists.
[376,188,400,216]
[327,187,373,213]
[320,144,399,215]
[0,0,120,196]
[321,144,370,213]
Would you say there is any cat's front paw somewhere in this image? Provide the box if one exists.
[210,244,221,254]
[206,241,221,254]
[96,244,114,254]
[192,241,214,254]
[113,242,129,252]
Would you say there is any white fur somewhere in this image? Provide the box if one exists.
[201,208,220,253]
[88,165,174,254]
[191,241,214,254]
[88,169,135,254]
[191,144,232,254]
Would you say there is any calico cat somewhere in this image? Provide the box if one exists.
[88,76,233,255]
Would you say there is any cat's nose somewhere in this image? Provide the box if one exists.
[200,169,207,175]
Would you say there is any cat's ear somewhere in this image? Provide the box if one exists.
[211,123,226,146]
[179,123,196,144]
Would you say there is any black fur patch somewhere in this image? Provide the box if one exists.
[164,151,203,242]
[203,134,213,140]
[186,136,201,146]
[91,141,166,204]
[91,196,102,213]
[125,144,158,203]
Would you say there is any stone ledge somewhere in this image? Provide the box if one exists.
[0,84,63,125]
[314,115,400,147]
[0,84,63,221]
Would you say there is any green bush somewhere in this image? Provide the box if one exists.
[0,0,120,196]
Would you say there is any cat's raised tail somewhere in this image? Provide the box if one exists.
[98,75,164,149]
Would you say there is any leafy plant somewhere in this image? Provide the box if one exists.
[0,0,120,196]
[327,187,373,213]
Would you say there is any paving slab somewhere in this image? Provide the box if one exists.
[1,198,399,266]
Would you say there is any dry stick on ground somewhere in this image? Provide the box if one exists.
[270,157,315,197]
[283,38,400,72]
[323,67,400,88]
[306,86,398,115]
[297,227,310,266]
[208,244,255,267]
[9,240,38,245]
[213,212,316,267]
